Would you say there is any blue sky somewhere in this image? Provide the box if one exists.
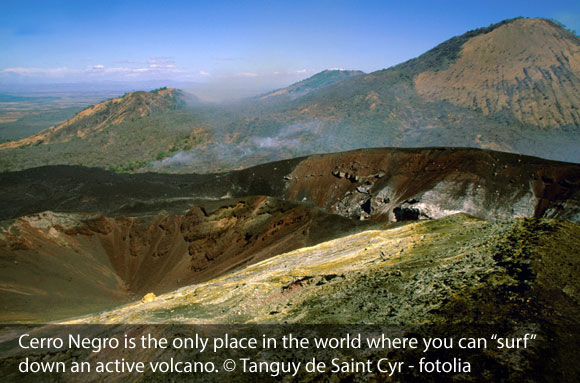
[1,0,579,94]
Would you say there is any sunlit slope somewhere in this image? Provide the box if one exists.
[170,18,580,168]
[415,18,580,129]
[0,197,368,323]
[272,18,580,163]
[64,214,580,325]
[0,88,209,172]
[1,215,579,383]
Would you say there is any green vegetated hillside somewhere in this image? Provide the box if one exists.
[0,92,124,142]
[173,17,580,172]
[258,69,365,102]
[229,17,580,164]
[0,88,210,172]
[1,17,580,173]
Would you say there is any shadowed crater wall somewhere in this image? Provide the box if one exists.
[0,196,367,323]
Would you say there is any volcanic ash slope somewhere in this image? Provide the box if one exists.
[65,213,580,325]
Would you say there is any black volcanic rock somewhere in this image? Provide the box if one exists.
[1,147,579,223]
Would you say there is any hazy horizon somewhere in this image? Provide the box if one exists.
[1,0,579,101]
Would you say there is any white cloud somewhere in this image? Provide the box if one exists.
[2,67,73,76]
[1,61,317,84]
[216,72,261,79]
[147,57,176,69]
[268,69,315,76]
[1,57,188,80]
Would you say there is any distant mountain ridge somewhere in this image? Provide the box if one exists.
[259,69,364,101]
[0,88,191,149]
[1,17,579,173]
[414,18,580,129]
[0,88,209,172]
[255,17,580,163]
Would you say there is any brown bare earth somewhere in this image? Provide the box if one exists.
[284,148,580,222]
[415,18,580,129]
[0,197,366,322]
